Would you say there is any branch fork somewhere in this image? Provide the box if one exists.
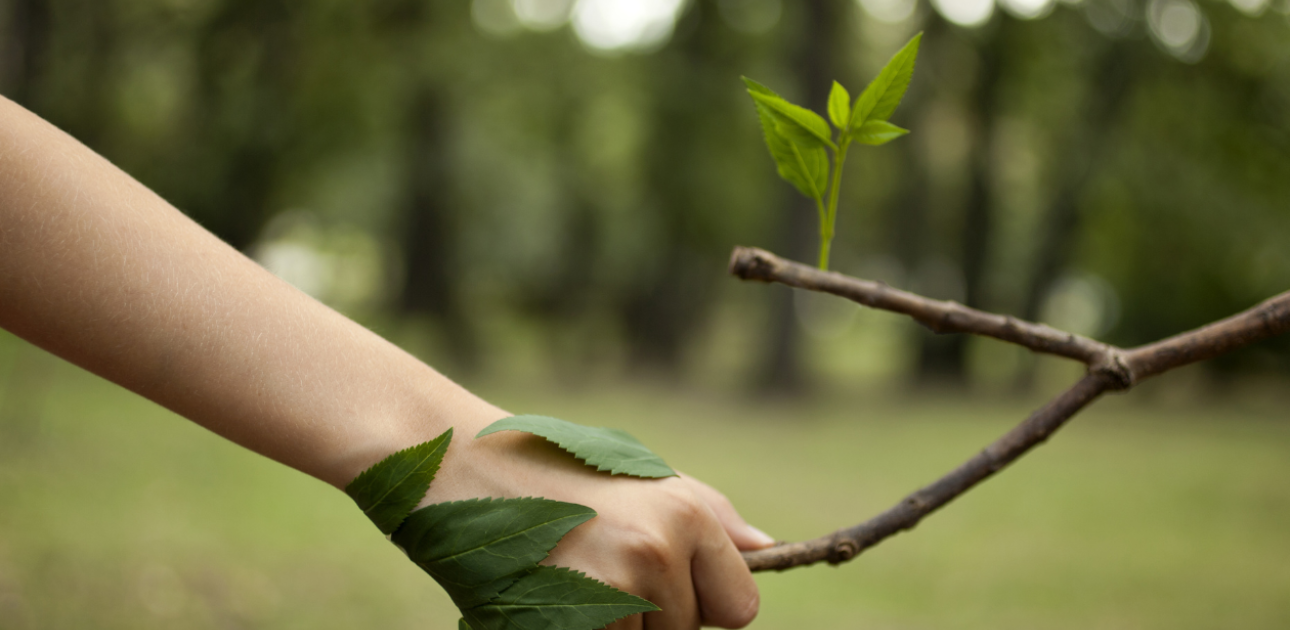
[729,246,1290,572]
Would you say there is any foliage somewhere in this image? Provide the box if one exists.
[345,419,673,629]
[345,429,451,535]
[476,415,677,478]
[391,497,595,608]
[743,33,921,270]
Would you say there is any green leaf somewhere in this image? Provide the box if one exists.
[748,91,834,148]
[743,78,831,201]
[827,81,851,129]
[851,32,922,129]
[852,120,910,146]
[393,497,597,609]
[477,415,676,478]
[741,76,780,99]
[462,566,658,630]
[459,619,474,630]
[344,428,452,535]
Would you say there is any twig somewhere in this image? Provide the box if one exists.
[729,246,1290,572]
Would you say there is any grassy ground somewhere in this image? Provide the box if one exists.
[1,360,1289,630]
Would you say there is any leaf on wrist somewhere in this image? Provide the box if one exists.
[477,415,676,478]
[461,566,658,630]
[392,497,596,609]
[344,428,452,535]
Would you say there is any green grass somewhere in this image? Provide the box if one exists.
[2,361,1289,629]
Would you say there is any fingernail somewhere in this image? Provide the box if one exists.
[748,525,776,547]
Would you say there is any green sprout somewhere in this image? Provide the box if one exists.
[744,33,922,270]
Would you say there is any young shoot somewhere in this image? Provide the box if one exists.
[744,33,922,270]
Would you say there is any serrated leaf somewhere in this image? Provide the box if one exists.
[852,120,909,145]
[743,78,830,201]
[851,32,922,129]
[828,81,851,129]
[748,91,834,148]
[741,76,780,98]
[393,497,597,609]
[477,415,676,478]
[462,566,658,630]
[345,428,452,535]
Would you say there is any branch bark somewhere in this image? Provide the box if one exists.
[729,246,1290,572]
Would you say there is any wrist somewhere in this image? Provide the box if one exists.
[327,365,509,491]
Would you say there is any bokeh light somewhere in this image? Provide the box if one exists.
[514,0,576,31]
[931,0,995,27]
[1228,0,1269,16]
[1000,0,1057,19]
[472,0,524,37]
[571,0,688,53]
[857,0,919,24]
[1148,0,1210,62]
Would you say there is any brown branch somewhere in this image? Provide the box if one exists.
[1124,292,1290,383]
[729,246,1130,386]
[729,246,1290,572]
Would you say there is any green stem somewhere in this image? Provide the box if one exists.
[819,139,850,270]
[815,196,829,270]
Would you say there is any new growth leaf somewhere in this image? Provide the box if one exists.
[743,77,831,203]
[744,33,921,270]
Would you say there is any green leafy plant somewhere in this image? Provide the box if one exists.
[745,33,922,270]
[345,417,675,630]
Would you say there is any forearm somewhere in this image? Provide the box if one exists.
[0,95,501,487]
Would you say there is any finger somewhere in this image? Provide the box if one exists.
[690,505,760,629]
[643,558,700,630]
[681,474,776,551]
[604,610,645,630]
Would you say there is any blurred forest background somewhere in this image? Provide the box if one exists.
[1,0,1289,628]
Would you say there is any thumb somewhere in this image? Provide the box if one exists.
[679,473,777,551]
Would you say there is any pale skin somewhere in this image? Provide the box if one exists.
[0,95,772,629]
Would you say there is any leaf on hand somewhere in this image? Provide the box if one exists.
[852,120,909,146]
[461,566,658,630]
[393,497,597,609]
[827,81,851,129]
[851,32,922,130]
[345,428,452,535]
[477,415,676,478]
[743,77,831,201]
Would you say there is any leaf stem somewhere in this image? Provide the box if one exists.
[819,138,850,270]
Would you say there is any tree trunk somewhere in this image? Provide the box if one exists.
[1,0,51,107]
[399,85,478,372]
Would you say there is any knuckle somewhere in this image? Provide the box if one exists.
[709,587,760,629]
[625,529,674,573]
[664,488,706,525]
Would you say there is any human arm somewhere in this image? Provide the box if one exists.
[0,94,771,628]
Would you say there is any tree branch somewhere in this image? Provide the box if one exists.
[729,246,1129,385]
[729,246,1290,572]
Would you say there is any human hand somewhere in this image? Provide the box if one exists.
[423,412,775,629]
